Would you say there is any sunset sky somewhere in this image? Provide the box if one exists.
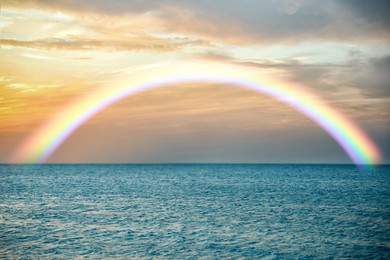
[1,0,389,164]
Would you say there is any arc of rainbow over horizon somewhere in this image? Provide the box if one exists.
[10,60,381,166]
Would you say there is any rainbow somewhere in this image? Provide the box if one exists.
[10,60,381,166]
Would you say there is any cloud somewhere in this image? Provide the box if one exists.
[1,36,207,52]
[1,0,157,15]
[200,52,352,93]
[3,0,389,46]
[340,0,390,28]
[66,57,94,60]
[202,49,390,100]
[21,53,52,60]
[355,55,390,98]
[194,51,389,124]
[167,0,389,44]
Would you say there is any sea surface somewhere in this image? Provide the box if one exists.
[0,164,389,259]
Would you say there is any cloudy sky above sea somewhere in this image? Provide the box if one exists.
[1,0,389,163]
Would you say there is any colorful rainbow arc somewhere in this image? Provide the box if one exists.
[10,60,381,166]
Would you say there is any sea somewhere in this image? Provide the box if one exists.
[0,164,389,259]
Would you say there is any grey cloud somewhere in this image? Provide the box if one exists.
[227,57,349,93]
[222,53,390,100]
[162,0,388,43]
[195,53,389,125]
[340,0,390,28]
[205,55,389,124]
[357,55,390,98]
[176,0,388,43]
[3,0,389,44]
[372,55,390,68]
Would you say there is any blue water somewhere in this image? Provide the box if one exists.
[0,164,389,259]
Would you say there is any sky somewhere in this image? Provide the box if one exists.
[1,0,389,164]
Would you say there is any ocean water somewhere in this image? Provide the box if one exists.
[0,164,389,259]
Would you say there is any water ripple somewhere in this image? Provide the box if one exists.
[0,164,389,259]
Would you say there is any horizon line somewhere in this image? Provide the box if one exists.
[1,162,389,166]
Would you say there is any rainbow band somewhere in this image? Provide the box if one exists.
[10,60,381,166]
